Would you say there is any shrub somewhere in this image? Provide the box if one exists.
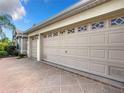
[5,45,18,56]
[18,53,26,58]
[0,40,12,51]
[0,51,9,57]
[4,46,8,51]
[13,51,19,56]
[0,45,4,51]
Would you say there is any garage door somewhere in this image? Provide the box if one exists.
[31,37,37,58]
[42,16,124,82]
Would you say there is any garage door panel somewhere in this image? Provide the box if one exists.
[55,55,89,71]
[90,34,106,45]
[108,49,124,60]
[89,62,106,75]
[90,49,106,59]
[67,47,88,57]
[31,39,37,58]
[72,60,89,71]
[109,66,124,80]
[65,35,88,46]
[109,32,124,46]
[75,36,89,46]
[44,47,89,57]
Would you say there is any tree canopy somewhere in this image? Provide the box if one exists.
[0,14,16,40]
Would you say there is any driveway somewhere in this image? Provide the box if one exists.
[0,57,123,93]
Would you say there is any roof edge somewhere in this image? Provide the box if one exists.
[24,0,110,34]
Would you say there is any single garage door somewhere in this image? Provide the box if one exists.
[31,37,37,58]
[42,16,124,82]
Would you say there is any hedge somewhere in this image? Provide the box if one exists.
[5,45,19,56]
[0,51,9,57]
[0,45,4,51]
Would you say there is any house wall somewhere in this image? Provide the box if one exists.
[16,36,27,54]
[17,38,21,50]
[27,0,124,83]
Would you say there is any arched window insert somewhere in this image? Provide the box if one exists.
[92,21,104,30]
[53,31,58,36]
[43,34,47,38]
[67,28,75,34]
[31,35,38,40]
[48,32,52,37]
[32,36,35,40]
[78,25,87,32]
[111,16,124,26]
[60,30,66,35]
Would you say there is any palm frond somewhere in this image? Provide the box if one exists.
[0,14,16,40]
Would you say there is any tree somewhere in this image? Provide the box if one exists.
[0,14,16,40]
[0,30,6,41]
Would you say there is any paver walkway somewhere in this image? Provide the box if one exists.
[0,57,123,93]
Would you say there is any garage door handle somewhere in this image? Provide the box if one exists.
[65,51,68,53]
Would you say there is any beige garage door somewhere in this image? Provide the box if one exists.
[31,38,37,58]
[42,16,124,82]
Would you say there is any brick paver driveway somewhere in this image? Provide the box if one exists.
[0,57,123,93]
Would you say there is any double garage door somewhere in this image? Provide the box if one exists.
[42,16,124,82]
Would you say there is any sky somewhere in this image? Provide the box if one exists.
[0,0,79,39]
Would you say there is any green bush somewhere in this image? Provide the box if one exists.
[5,45,19,56]
[18,54,26,58]
[5,45,18,56]
[13,51,19,56]
[0,41,11,51]
[4,46,8,51]
[0,51,9,57]
[0,45,4,51]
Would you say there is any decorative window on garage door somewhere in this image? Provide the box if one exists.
[48,32,52,37]
[78,25,87,32]
[92,21,104,30]
[111,16,124,26]
[60,30,66,35]
[53,31,58,36]
[31,37,34,40]
[32,35,38,40]
[67,28,75,34]
[43,34,47,38]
